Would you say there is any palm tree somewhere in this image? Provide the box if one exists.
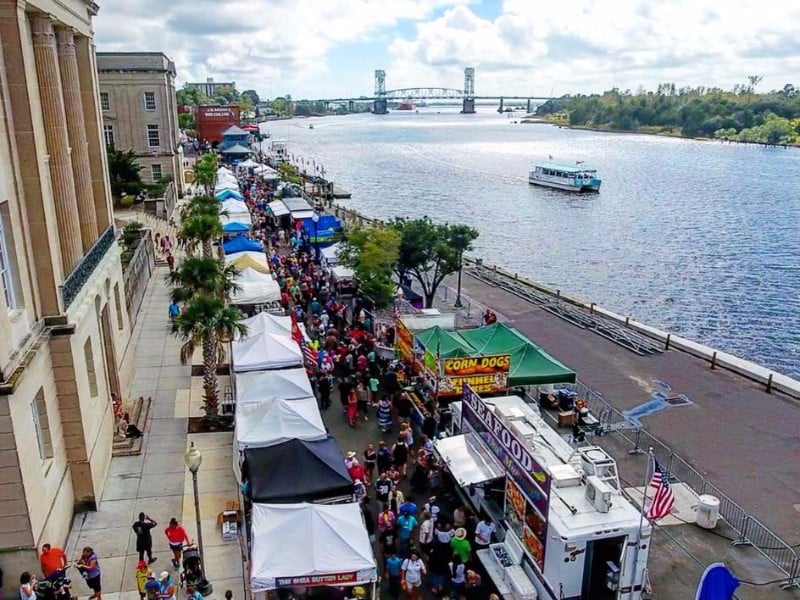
[171,294,247,418]
[180,213,223,259]
[181,194,222,219]
[167,256,241,303]
[194,153,218,195]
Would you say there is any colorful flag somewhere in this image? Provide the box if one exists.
[695,563,739,600]
[300,339,319,366]
[646,457,675,520]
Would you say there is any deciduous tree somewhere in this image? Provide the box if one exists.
[340,223,400,308]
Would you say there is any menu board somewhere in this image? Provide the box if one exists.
[504,476,546,571]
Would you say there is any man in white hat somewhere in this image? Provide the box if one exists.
[158,572,176,600]
[345,451,357,470]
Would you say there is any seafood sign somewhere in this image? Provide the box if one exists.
[438,354,510,396]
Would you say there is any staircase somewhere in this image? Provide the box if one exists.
[112,396,153,456]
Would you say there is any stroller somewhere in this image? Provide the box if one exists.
[180,544,213,597]
[35,570,72,600]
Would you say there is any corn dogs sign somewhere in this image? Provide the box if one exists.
[437,354,510,396]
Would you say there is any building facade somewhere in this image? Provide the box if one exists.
[186,76,235,98]
[97,52,185,195]
[0,0,133,590]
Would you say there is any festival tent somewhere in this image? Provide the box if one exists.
[459,322,531,354]
[320,242,342,266]
[215,188,244,201]
[255,165,281,180]
[301,214,342,246]
[234,368,315,403]
[239,312,292,339]
[250,502,377,593]
[232,330,302,372]
[217,166,234,176]
[230,268,281,306]
[225,251,270,274]
[267,199,290,217]
[238,158,259,168]
[223,236,262,255]
[219,199,249,214]
[235,396,326,450]
[243,438,353,503]
[414,325,475,359]
[220,211,252,227]
[504,342,576,386]
[214,181,239,194]
[221,143,252,156]
[223,221,250,234]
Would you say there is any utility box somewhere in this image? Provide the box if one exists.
[221,510,239,542]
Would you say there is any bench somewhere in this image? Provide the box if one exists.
[112,395,152,457]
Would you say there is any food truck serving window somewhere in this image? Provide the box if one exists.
[432,433,505,486]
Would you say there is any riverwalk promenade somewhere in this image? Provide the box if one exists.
[64,213,245,600]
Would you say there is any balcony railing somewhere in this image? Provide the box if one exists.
[60,226,116,309]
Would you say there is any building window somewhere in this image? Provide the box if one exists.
[103,125,115,149]
[0,210,17,310]
[151,164,163,181]
[147,124,160,148]
[100,91,110,111]
[31,388,53,460]
[144,92,156,111]
[84,337,98,397]
[113,283,124,330]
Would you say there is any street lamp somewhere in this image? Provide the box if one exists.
[184,442,205,567]
[454,249,464,308]
[311,212,320,262]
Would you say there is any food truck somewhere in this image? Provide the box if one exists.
[435,385,651,600]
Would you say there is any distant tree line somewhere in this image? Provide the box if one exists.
[536,77,800,144]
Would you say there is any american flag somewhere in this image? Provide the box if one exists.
[646,457,675,521]
[301,339,319,366]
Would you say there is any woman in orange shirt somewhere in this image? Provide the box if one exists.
[164,518,191,570]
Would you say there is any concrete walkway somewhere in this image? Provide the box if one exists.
[66,263,245,600]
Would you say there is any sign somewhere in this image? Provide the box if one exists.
[275,572,358,588]
[438,354,510,396]
[506,477,527,521]
[395,319,413,362]
[198,106,239,118]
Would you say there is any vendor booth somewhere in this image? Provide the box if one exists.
[219,198,248,213]
[440,384,651,600]
[239,312,292,339]
[267,199,290,217]
[223,236,263,255]
[221,143,252,157]
[225,251,270,274]
[250,502,377,597]
[243,438,353,503]
[230,268,281,306]
[301,214,341,246]
[222,221,250,234]
[234,368,315,403]
[255,164,281,181]
[220,211,253,227]
[215,188,244,201]
[231,330,302,372]
[320,242,342,266]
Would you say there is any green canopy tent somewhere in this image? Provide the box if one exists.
[458,322,530,355]
[506,342,575,386]
[413,325,475,358]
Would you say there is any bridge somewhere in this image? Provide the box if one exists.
[314,68,552,114]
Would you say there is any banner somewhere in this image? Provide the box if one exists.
[438,354,510,396]
[275,572,358,588]
[395,319,413,362]
[463,384,550,571]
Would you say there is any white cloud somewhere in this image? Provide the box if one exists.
[94,0,800,99]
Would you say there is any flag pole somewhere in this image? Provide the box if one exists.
[629,447,653,597]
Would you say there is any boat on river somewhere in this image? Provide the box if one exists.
[529,163,601,192]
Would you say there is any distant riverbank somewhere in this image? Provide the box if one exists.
[521,116,799,148]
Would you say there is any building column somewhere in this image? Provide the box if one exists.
[74,35,112,232]
[31,15,82,274]
[56,27,97,252]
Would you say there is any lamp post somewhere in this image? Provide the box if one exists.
[454,249,464,308]
[311,212,320,262]
[184,442,205,567]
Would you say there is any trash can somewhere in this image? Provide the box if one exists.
[696,495,720,529]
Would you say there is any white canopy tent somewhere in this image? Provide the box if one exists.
[235,368,315,404]
[230,268,281,305]
[233,396,326,481]
[235,397,325,450]
[332,265,355,280]
[321,242,342,267]
[238,312,292,339]
[219,198,249,214]
[220,212,253,227]
[267,199,290,217]
[217,166,234,176]
[250,503,377,594]
[225,250,268,265]
[255,165,281,180]
[232,331,302,372]
[238,158,259,168]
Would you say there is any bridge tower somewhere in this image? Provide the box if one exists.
[373,69,388,114]
[461,67,475,114]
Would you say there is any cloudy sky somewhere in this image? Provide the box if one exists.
[94,0,800,100]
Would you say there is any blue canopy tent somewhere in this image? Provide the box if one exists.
[215,188,244,201]
[223,222,250,234]
[223,236,263,255]
[301,215,342,247]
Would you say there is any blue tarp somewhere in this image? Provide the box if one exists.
[301,215,342,246]
[223,222,250,233]
[215,189,243,201]
[223,236,263,255]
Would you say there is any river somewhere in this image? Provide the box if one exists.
[265,108,800,378]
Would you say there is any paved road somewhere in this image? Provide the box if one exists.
[456,269,800,546]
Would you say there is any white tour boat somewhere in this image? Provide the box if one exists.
[529,163,602,192]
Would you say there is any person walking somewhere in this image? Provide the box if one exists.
[164,518,190,570]
[76,546,102,600]
[363,443,377,484]
[19,572,36,600]
[376,396,393,433]
[157,571,176,600]
[356,381,369,421]
[384,548,404,600]
[135,560,150,600]
[391,435,409,478]
[400,550,426,600]
[346,387,358,427]
[144,572,160,600]
[132,513,158,563]
[39,543,68,578]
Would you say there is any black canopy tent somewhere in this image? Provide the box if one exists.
[243,437,353,503]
